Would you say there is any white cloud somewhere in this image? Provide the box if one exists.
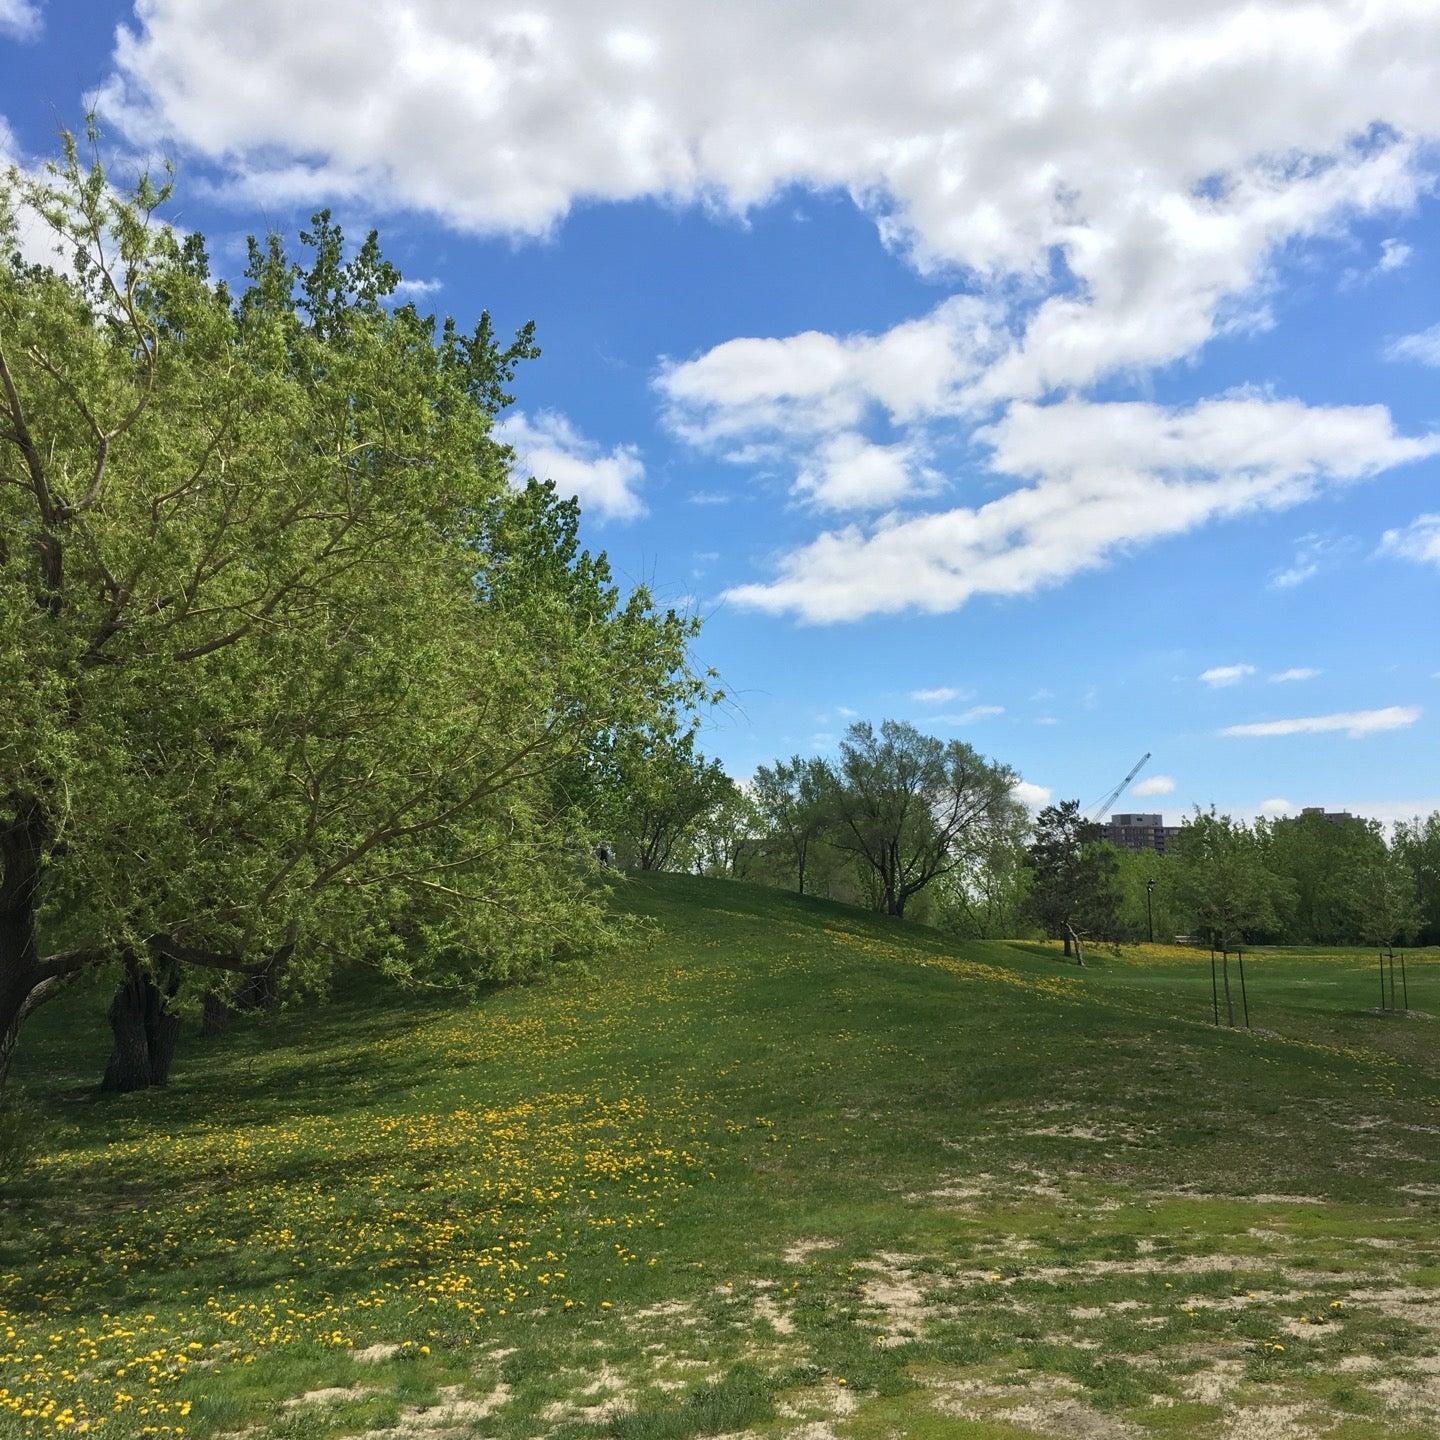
[1342,236,1414,289]
[1267,531,1356,589]
[1380,513,1440,567]
[493,410,646,521]
[658,296,1004,448]
[104,4,1440,424]
[0,0,40,40]
[727,397,1437,622]
[794,433,940,512]
[1011,780,1052,809]
[910,686,969,705]
[93,3,1440,624]
[1384,324,1440,366]
[1222,705,1421,739]
[1377,237,1413,273]
[1259,797,1295,816]
[103,3,1440,289]
[1132,775,1176,797]
[1200,663,1256,688]
[1269,666,1321,683]
[392,275,443,298]
[934,704,1004,724]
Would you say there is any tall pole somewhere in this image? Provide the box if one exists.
[1146,879,1155,945]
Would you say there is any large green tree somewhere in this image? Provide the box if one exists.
[592,725,731,873]
[1259,809,1386,943]
[1,137,700,1089]
[933,799,1031,940]
[751,755,831,896]
[1392,812,1440,945]
[824,720,1019,918]
[1171,810,1285,951]
[1025,801,1119,962]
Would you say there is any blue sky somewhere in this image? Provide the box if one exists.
[4,1,1438,820]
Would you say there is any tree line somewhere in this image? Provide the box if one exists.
[0,135,713,1096]
[619,722,1440,958]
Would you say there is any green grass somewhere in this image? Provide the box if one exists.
[2,875,1438,1438]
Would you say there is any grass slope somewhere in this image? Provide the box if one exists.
[2,876,1438,1440]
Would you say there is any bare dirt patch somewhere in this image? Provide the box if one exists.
[855,1253,931,1340]
[285,1385,375,1406]
[754,1291,795,1335]
[1223,1403,1316,1439]
[351,1342,401,1363]
[784,1238,838,1264]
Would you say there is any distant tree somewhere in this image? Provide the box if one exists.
[824,720,1019,918]
[1172,811,1283,951]
[1171,811,1284,1024]
[1392,812,1440,945]
[751,756,831,895]
[936,803,1032,939]
[1351,846,1421,954]
[1112,847,1182,944]
[693,782,763,879]
[1259,810,1386,943]
[602,727,731,872]
[1025,801,1119,963]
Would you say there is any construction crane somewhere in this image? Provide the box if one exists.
[1084,752,1151,822]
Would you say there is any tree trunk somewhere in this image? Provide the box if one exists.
[797,844,807,897]
[1221,952,1235,1027]
[101,958,181,1093]
[0,798,48,1095]
[200,990,233,1037]
[1062,931,1072,958]
[0,1016,19,1093]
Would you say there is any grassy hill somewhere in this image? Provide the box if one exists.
[2,876,1438,1439]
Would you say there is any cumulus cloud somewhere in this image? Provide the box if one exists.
[1380,513,1440,567]
[1384,324,1440,366]
[1200,663,1256,688]
[1222,705,1420,739]
[103,3,1440,277]
[0,0,40,40]
[1132,775,1176,797]
[727,398,1438,622]
[93,4,1440,619]
[658,296,1005,447]
[494,410,646,521]
[106,4,1439,408]
[794,433,940,512]
[1270,667,1320,682]
[1011,780,1052,809]
[910,686,968,704]
[1259,797,1295,816]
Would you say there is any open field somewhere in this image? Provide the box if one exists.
[3,876,1438,1440]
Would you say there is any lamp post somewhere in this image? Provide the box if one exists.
[1145,878,1155,945]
